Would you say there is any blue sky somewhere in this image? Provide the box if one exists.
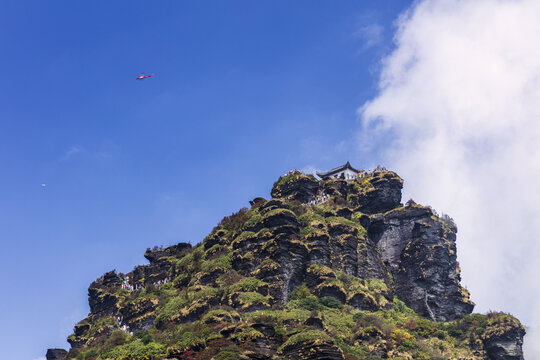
[0,2,413,359]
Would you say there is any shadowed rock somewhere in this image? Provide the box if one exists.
[46,348,67,360]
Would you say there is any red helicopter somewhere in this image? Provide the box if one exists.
[136,73,154,80]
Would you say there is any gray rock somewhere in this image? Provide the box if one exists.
[271,174,319,203]
[46,348,67,360]
[484,327,525,360]
[368,206,474,321]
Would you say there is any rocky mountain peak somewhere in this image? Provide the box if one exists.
[49,166,525,360]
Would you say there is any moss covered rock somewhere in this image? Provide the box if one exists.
[54,166,524,360]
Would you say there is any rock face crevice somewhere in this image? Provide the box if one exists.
[49,168,524,360]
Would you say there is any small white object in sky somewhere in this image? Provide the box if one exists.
[41,183,46,187]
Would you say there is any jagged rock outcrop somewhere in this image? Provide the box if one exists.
[368,206,474,321]
[271,172,319,203]
[88,270,122,316]
[281,339,345,360]
[485,331,525,360]
[46,348,67,360]
[483,317,526,360]
[54,167,524,360]
[68,243,192,349]
[321,171,403,214]
[142,243,191,283]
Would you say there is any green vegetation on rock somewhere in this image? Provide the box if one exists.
[60,168,524,360]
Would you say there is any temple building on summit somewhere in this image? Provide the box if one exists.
[316,161,363,181]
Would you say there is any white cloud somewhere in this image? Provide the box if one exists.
[355,23,384,51]
[60,145,83,161]
[34,357,46,360]
[360,0,540,356]
[66,145,81,156]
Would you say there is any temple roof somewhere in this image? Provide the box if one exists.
[316,161,362,178]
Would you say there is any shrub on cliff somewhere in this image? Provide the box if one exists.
[105,330,128,347]
[213,345,241,360]
[273,172,302,187]
[278,330,332,353]
[101,339,166,360]
[156,296,189,323]
[218,208,249,233]
[320,296,344,309]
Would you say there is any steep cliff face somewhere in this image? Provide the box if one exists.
[272,171,472,321]
[368,206,474,322]
[67,244,193,349]
[50,168,525,360]
[483,316,527,360]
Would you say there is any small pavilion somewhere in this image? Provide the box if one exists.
[316,161,363,181]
